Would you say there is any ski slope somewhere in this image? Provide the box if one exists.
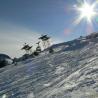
[0,36,98,98]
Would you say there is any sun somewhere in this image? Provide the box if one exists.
[75,1,97,24]
[79,3,95,22]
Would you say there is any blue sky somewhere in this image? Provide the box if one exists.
[0,0,98,57]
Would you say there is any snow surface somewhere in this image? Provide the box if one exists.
[0,37,98,98]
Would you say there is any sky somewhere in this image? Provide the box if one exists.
[0,0,98,58]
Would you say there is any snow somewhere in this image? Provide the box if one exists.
[2,94,7,98]
[27,92,35,98]
[43,83,51,87]
[1,37,98,98]
[55,66,64,74]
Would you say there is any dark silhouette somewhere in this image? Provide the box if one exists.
[49,47,54,53]
[21,43,32,54]
[86,32,98,39]
[39,35,50,49]
[33,51,39,56]
[0,54,12,68]
[0,60,7,68]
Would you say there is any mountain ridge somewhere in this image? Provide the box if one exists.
[0,32,98,98]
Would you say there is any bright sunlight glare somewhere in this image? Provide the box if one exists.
[75,1,97,24]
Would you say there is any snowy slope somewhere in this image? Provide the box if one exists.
[1,36,98,98]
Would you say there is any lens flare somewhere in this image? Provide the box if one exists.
[75,0,97,24]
